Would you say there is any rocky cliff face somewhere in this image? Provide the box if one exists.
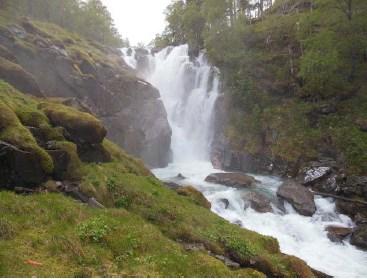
[0,19,171,168]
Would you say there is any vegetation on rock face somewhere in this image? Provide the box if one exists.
[40,102,107,145]
[159,0,367,175]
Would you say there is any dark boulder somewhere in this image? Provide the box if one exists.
[77,143,112,163]
[351,224,367,250]
[205,173,258,188]
[0,141,48,188]
[325,226,353,243]
[47,149,70,180]
[40,102,107,145]
[277,180,316,216]
[244,192,273,213]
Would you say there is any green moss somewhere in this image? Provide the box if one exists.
[53,141,83,180]
[39,102,106,144]
[0,98,53,174]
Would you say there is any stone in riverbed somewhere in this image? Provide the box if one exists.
[277,180,316,216]
[303,166,331,185]
[244,192,273,213]
[325,226,353,243]
[205,173,258,188]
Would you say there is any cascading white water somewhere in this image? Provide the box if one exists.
[144,45,219,162]
[122,46,367,278]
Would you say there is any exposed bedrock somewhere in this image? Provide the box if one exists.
[0,20,171,168]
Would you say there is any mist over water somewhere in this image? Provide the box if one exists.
[122,46,367,277]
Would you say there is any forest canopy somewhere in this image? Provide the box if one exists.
[0,0,128,47]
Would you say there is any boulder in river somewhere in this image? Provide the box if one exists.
[351,224,367,250]
[303,166,331,185]
[325,226,353,243]
[277,180,316,216]
[244,192,273,213]
[205,173,258,188]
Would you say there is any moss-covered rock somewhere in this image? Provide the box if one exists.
[0,99,53,187]
[40,102,107,144]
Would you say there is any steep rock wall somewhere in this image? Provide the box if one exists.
[0,19,171,168]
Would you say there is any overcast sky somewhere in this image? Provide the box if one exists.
[102,0,172,46]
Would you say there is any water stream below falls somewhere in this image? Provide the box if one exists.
[122,45,367,277]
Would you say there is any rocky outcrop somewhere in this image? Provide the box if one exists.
[244,192,273,213]
[205,173,258,188]
[351,224,367,250]
[0,141,49,188]
[0,19,171,168]
[0,82,112,188]
[277,181,316,216]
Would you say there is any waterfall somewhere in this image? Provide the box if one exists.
[134,45,219,163]
[122,45,219,163]
[122,45,367,278]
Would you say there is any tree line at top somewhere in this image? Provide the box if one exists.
[0,0,129,48]
[153,0,274,53]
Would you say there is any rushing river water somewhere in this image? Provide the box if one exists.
[122,45,367,277]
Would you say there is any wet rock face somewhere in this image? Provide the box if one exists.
[337,176,367,199]
[0,56,43,97]
[0,20,171,168]
[205,173,258,188]
[277,180,316,216]
[0,141,47,188]
[351,224,367,250]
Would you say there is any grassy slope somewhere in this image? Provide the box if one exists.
[0,80,315,277]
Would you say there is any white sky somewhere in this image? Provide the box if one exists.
[102,0,173,46]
